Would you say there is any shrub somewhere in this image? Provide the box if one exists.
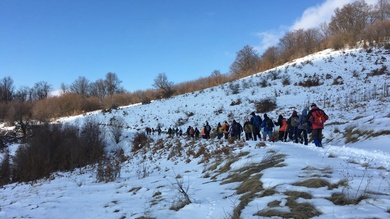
[297,76,322,87]
[132,132,152,152]
[282,76,290,86]
[0,150,11,186]
[255,98,277,113]
[368,65,388,76]
[11,121,105,183]
[230,98,242,106]
[229,83,240,94]
[96,151,122,183]
[332,76,344,85]
[260,79,268,88]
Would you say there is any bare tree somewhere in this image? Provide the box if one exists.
[89,79,107,104]
[70,76,90,97]
[109,116,125,144]
[105,72,122,97]
[278,31,298,62]
[7,100,33,138]
[60,82,69,95]
[14,86,32,102]
[153,72,175,98]
[260,46,280,70]
[229,45,260,78]
[303,28,323,54]
[373,0,390,21]
[363,20,390,44]
[328,1,371,44]
[0,76,14,103]
[32,81,51,100]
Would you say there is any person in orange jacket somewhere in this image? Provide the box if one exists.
[308,103,329,147]
[275,114,288,142]
[221,121,230,140]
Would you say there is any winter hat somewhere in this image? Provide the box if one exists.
[292,110,298,116]
[251,112,255,116]
[263,113,268,118]
[302,109,308,116]
[310,103,317,107]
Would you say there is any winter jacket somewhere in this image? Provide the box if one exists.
[279,118,288,131]
[243,121,253,133]
[287,111,299,127]
[308,106,328,130]
[261,116,274,132]
[274,115,284,128]
[221,122,229,134]
[297,109,309,130]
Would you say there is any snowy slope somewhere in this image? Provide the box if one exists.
[1,48,390,219]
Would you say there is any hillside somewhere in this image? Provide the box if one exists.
[1,48,390,219]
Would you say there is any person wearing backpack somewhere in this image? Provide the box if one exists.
[250,112,262,141]
[261,114,274,141]
[274,114,288,142]
[296,109,309,145]
[216,122,223,139]
[287,110,299,143]
[243,117,253,141]
[229,120,242,140]
[221,121,230,140]
[205,121,211,139]
[308,103,329,147]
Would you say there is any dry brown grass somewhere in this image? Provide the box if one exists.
[220,150,286,218]
[326,192,369,205]
[255,190,321,219]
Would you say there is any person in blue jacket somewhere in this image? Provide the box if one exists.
[261,113,274,142]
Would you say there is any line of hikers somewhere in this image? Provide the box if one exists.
[206,103,328,147]
[147,103,328,147]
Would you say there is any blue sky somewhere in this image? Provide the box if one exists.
[0,0,362,92]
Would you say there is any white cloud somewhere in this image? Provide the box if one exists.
[255,0,379,54]
[254,28,286,53]
[291,0,379,30]
[290,0,354,30]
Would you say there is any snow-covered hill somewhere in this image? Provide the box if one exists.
[1,48,390,219]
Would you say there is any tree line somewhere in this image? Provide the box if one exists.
[1,0,390,139]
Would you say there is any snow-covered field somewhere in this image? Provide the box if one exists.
[1,48,390,218]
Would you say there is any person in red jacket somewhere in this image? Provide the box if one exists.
[308,103,329,147]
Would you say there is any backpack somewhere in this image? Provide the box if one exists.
[244,123,252,133]
[289,117,298,127]
[266,119,273,129]
[300,115,308,128]
[313,110,328,126]
[205,125,211,132]
[253,115,261,127]
[233,123,240,132]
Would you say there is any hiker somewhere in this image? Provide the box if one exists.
[194,127,200,139]
[308,103,329,147]
[221,121,230,140]
[205,121,212,139]
[229,119,243,140]
[216,122,223,139]
[287,110,299,143]
[243,117,253,141]
[274,114,288,142]
[261,114,274,141]
[296,109,309,145]
[250,112,262,141]
[201,124,207,139]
